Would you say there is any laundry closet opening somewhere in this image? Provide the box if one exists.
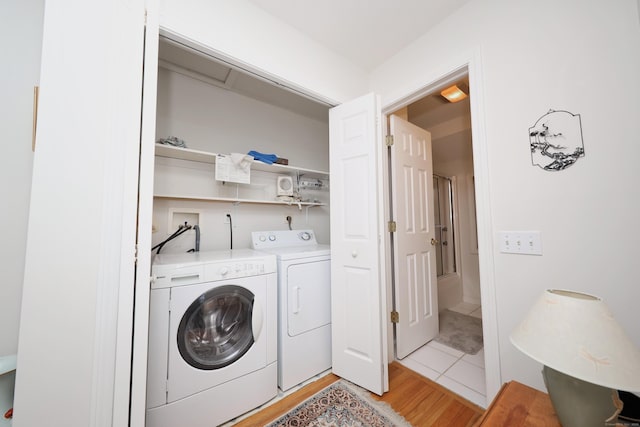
[145,36,334,427]
[388,76,485,407]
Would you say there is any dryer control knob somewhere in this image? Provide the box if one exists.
[259,235,266,242]
[219,267,229,276]
[268,235,276,241]
[299,231,311,241]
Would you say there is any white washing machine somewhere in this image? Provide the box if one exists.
[146,249,277,427]
[251,230,331,391]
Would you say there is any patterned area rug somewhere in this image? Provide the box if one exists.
[265,380,411,427]
[434,309,483,355]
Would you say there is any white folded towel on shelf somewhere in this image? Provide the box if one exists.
[230,152,254,172]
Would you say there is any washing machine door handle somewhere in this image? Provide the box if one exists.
[251,300,263,341]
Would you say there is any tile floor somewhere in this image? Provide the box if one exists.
[398,302,487,408]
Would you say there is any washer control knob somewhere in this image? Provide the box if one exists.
[259,235,266,242]
[268,235,276,241]
[219,267,229,276]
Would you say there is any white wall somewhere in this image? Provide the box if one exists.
[153,68,330,253]
[159,0,370,104]
[152,195,330,252]
[371,0,640,391]
[156,68,330,171]
[0,0,44,358]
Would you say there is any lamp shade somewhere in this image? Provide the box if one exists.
[510,289,640,392]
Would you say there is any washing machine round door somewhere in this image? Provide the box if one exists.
[177,285,255,370]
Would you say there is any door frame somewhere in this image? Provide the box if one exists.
[380,54,501,402]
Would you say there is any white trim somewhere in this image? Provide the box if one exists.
[468,50,501,401]
[130,4,160,427]
[380,49,501,402]
[466,174,479,255]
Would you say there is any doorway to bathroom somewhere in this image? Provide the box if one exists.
[389,74,485,407]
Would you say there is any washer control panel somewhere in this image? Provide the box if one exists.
[210,261,266,279]
[251,229,318,249]
[151,249,277,289]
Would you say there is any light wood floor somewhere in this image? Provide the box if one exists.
[234,362,484,426]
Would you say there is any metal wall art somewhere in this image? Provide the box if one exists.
[529,109,585,171]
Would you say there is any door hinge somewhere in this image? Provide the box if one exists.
[385,135,394,147]
[388,221,397,233]
[391,311,399,323]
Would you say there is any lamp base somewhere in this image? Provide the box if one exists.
[542,365,622,427]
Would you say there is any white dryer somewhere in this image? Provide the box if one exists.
[146,249,277,427]
[251,230,331,391]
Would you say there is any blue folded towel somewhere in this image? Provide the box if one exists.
[248,150,278,165]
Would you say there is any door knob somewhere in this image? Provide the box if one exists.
[431,238,439,246]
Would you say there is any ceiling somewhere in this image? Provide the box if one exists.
[247,0,473,70]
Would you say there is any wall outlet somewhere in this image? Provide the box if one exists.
[499,231,542,255]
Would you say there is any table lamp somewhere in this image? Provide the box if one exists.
[510,289,640,427]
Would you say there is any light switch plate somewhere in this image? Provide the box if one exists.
[499,231,542,255]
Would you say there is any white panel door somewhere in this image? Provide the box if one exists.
[390,115,439,359]
[329,93,388,396]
